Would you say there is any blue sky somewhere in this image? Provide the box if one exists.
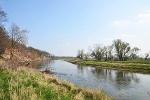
[1,0,150,56]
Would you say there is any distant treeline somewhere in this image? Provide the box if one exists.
[77,39,150,61]
[55,56,76,59]
[27,46,55,59]
[0,6,54,60]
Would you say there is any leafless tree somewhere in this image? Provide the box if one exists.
[9,23,28,60]
[144,52,150,60]
[0,7,8,25]
[0,26,9,55]
[91,44,105,61]
[129,47,140,59]
[104,45,114,61]
[113,39,131,61]
[77,49,84,59]
[0,7,8,55]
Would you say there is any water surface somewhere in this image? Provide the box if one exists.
[36,60,150,100]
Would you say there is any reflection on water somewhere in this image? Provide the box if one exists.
[36,60,150,100]
[30,60,54,69]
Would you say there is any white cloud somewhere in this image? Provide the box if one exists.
[137,14,150,18]
[136,19,145,25]
[110,11,150,55]
[102,34,136,46]
[112,21,121,26]
[121,34,135,39]
[112,20,131,27]
[112,11,150,26]
[136,11,150,25]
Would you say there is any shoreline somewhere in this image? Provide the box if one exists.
[0,61,112,100]
[66,60,150,74]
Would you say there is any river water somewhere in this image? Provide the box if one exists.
[36,60,150,100]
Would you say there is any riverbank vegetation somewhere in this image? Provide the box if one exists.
[59,38,150,73]
[67,60,150,73]
[71,39,150,73]
[77,39,150,61]
[0,66,112,100]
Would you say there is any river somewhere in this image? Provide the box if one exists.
[35,60,150,100]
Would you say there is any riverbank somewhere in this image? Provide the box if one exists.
[0,65,112,100]
[66,60,150,74]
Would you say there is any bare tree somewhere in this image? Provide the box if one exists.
[104,45,114,61]
[113,39,131,61]
[84,53,90,59]
[144,52,150,60]
[91,44,105,61]
[103,46,108,61]
[129,47,140,59]
[0,26,9,55]
[0,7,8,25]
[77,49,84,59]
[0,7,9,55]
[9,23,28,60]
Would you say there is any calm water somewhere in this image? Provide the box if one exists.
[36,60,150,100]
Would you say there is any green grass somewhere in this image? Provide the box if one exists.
[66,60,150,74]
[0,67,112,100]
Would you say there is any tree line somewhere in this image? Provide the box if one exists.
[77,39,150,61]
[0,6,53,60]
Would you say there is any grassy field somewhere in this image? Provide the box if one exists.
[66,60,150,74]
[0,66,112,100]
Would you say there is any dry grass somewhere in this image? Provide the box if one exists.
[0,66,112,100]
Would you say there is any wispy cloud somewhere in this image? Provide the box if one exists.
[112,11,150,26]
[136,12,150,25]
[121,34,135,39]
[112,20,131,27]
[110,11,150,55]
[137,13,150,18]
[103,34,136,42]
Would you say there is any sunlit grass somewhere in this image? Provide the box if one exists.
[0,67,112,100]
